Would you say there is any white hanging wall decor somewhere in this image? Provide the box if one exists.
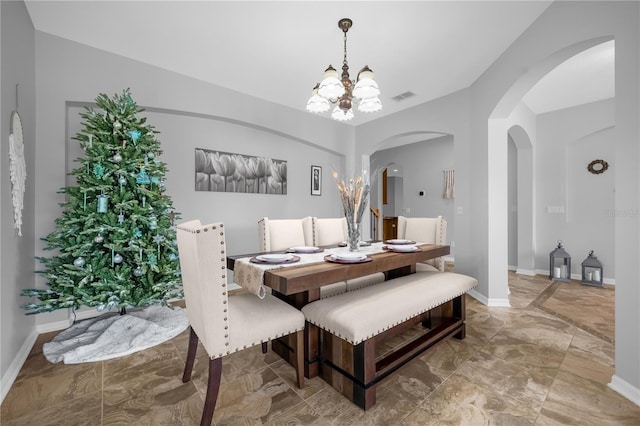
[9,110,26,236]
[443,169,455,199]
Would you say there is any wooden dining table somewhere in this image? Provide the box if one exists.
[227,243,450,378]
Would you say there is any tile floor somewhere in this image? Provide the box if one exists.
[2,271,639,425]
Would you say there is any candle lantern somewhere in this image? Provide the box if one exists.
[549,240,571,282]
[581,250,603,287]
[97,194,108,213]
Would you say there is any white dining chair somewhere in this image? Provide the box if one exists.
[397,215,447,272]
[258,216,314,252]
[177,220,305,426]
[259,217,347,298]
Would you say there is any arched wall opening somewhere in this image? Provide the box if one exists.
[368,131,454,245]
[486,36,614,305]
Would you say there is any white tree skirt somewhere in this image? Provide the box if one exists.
[43,305,189,364]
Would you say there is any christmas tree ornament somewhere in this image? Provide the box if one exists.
[93,163,105,179]
[97,194,108,213]
[118,210,125,224]
[94,234,104,244]
[136,167,151,184]
[113,120,122,130]
[118,175,126,191]
[153,234,165,256]
[88,134,93,148]
[129,129,141,143]
[112,153,122,163]
[149,215,157,230]
[133,267,144,277]
[142,196,146,207]
[147,152,155,159]
[73,257,85,267]
[113,253,123,264]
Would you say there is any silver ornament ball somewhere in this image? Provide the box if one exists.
[73,257,85,267]
[94,235,104,243]
[113,153,122,163]
[113,254,123,264]
[133,267,144,277]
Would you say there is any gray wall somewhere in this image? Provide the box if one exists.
[1,0,36,400]
[535,99,615,279]
[508,136,517,268]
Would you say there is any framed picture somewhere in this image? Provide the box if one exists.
[311,165,322,196]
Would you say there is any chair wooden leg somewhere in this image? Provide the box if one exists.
[262,342,268,354]
[183,327,199,383]
[295,329,304,389]
[201,357,222,426]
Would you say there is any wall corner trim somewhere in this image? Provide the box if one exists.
[1,329,38,404]
[609,375,640,407]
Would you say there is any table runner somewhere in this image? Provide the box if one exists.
[234,242,392,298]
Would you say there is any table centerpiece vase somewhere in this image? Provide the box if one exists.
[333,171,371,252]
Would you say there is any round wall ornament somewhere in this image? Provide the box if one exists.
[587,159,608,175]
[9,110,26,236]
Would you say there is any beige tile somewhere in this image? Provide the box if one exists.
[1,361,102,420]
[1,391,102,426]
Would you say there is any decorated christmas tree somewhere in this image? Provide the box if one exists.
[23,89,182,315]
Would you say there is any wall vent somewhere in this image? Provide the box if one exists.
[391,91,415,102]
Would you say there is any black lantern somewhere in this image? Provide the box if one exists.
[549,240,571,282]
[581,250,603,287]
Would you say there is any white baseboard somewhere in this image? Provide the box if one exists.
[1,329,38,404]
[609,375,640,406]
[36,318,72,334]
[467,289,511,307]
[516,269,536,276]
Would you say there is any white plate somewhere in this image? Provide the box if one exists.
[387,245,419,252]
[256,254,292,263]
[384,239,413,245]
[333,252,367,261]
[290,246,320,253]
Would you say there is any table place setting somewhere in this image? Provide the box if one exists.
[382,239,416,245]
[250,253,301,264]
[286,246,324,254]
[324,251,373,264]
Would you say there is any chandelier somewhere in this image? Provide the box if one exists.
[306,18,381,121]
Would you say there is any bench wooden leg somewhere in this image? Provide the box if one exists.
[453,294,466,339]
[295,329,304,389]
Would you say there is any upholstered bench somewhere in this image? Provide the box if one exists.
[301,271,477,410]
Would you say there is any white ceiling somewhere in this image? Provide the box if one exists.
[24,1,614,124]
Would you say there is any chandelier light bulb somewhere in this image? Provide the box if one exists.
[331,105,354,121]
[358,96,383,113]
[306,85,331,113]
[317,65,345,99]
[353,66,380,99]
